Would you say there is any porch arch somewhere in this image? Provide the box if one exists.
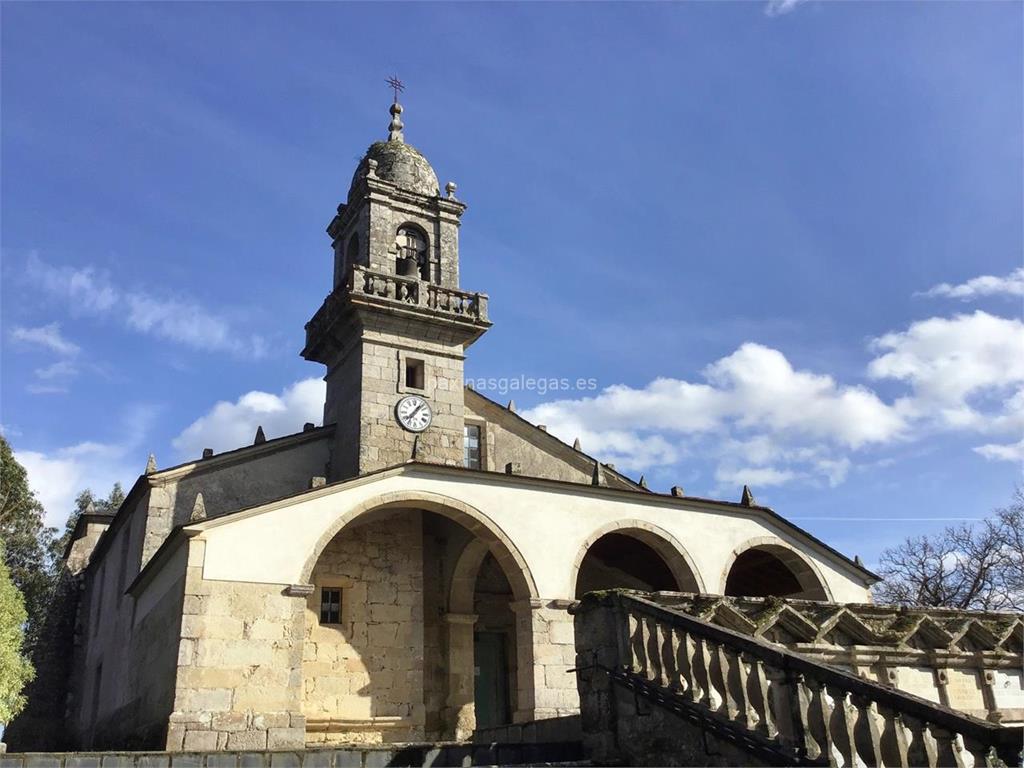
[300,490,538,602]
[720,536,832,600]
[300,491,539,740]
[570,519,705,597]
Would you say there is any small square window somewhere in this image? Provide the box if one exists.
[320,587,342,624]
[405,358,425,390]
[464,424,481,469]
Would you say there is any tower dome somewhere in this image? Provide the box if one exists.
[348,102,439,200]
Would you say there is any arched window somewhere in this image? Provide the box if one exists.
[346,233,360,267]
[334,233,360,289]
[395,225,429,280]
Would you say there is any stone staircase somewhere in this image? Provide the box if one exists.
[572,592,1023,767]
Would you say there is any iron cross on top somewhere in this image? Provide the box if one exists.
[386,76,405,104]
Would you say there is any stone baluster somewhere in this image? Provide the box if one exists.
[826,686,859,768]
[645,616,663,683]
[709,642,738,719]
[744,654,777,740]
[659,622,679,690]
[959,737,1000,768]
[930,726,968,768]
[628,612,646,677]
[903,717,939,768]
[850,696,884,768]
[724,646,752,726]
[790,671,823,765]
[878,710,912,768]
[809,679,835,764]
[692,636,719,711]
[678,630,701,703]
[767,665,801,753]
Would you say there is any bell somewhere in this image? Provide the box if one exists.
[397,256,419,278]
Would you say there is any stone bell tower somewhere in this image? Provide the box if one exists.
[302,99,491,481]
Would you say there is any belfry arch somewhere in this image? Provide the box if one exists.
[572,521,704,598]
[299,492,538,744]
[722,537,832,600]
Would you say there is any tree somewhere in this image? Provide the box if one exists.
[0,436,56,653]
[0,539,35,727]
[874,489,1024,611]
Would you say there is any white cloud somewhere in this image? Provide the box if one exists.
[918,267,1024,301]
[867,311,1024,431]
[15,450,86,526]
[12,405,157,527]
[524,310,1023,493]
[25,253,268,358]
[525,343,905,491]
[9,321,82,393]
[28,360,80,393]
[9,322,80,356]
[34,360,79,380]
[973,438,1024,463]
[705,344,905,448]
[172,378,325,459]
[715,466,796,488]
[765,0,808,16]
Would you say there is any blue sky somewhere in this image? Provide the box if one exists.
[2,1,1021,567]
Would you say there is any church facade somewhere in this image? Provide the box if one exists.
[43,100,882,752]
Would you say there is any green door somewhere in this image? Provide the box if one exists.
[473,631,510,728]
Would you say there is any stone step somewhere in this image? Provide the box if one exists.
[0,742,585,768]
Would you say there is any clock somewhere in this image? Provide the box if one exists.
[395,395,432,432]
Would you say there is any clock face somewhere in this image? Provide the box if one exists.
[396,395,432,433]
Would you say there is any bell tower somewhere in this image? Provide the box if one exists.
[302,99,490,480]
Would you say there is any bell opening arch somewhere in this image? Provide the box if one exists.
[571,520,704,599]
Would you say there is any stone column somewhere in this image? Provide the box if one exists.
[512,598,579,722]
[444,612,478,740]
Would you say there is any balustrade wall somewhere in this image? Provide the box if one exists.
[573,592,1023,767]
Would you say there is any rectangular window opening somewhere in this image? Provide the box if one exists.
[320,587,342,624]
[405,358,425,390]
[464,424,482,470]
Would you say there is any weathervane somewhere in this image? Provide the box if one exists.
[386,75,405,104]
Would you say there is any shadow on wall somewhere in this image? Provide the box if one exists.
[302,508,530,745]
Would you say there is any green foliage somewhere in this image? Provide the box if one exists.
[52,483,126,560]
[0,539,35,726]
[0,436,56,653]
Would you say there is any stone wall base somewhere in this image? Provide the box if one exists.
[166,711,306,752]
[0,741,583,768]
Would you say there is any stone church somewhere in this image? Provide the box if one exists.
[10,99,1021,761]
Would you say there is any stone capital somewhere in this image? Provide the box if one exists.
[444,612,478,625]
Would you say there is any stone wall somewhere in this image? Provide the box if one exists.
[65,523,186,749]
[515,603,578,722]
[303,511,425,745]
[464,391,636,490]
[0,743,583,768]
[143,434,331,568]
[168,540,306,751]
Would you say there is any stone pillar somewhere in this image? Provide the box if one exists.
[512,598,579,722]
[167,539,308,751]
[444,612,478,739]
[570,593,627,765]
[980,670,1003,723]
